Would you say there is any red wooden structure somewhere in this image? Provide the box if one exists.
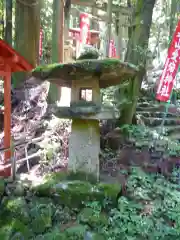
[69,28,100,40]
[0,39,33,177]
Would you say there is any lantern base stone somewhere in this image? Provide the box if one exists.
[68,119,100,181]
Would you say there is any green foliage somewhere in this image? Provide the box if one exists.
[40,0,53,41]
[1,168,180,239]
[40,0,53,63]
[94,168,180,239]
[120,124,180,156]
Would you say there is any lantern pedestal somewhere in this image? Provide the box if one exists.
[68,119,100,180]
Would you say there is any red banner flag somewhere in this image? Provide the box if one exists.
[79,13,90,45]
[156,20,180,102]
[109,40,117,58]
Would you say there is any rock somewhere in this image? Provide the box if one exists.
[5,179,30,197]
[52,181,100,207]
[13,183,25,196]
[32,171,97,196]
[32,172,120,207]
[135,140,150,148]
[33,173,120,207]
[84,231,106,240]
[104,128,125,150]
[150,151,163,160]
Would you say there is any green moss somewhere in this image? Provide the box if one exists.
[33,59,138,73]
[32,59,138,88]
[78,207,108,227]
[52,181,102,207]
[44,171,98,185]
[30,172,67,197]
[32,172,120,207]
[67,171,98,183]
[98,183,120,198]
[32,63,64,72]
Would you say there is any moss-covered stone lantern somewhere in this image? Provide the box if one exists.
[32,59,138,180]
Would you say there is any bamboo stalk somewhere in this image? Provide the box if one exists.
[1,151,42,170]
[0,136,44,154]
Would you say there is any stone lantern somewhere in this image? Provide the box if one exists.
[33,59,138,180]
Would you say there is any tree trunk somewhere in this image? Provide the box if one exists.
[48,0,63,103]
[0,0,5,39]
[127,0,132,39]
[5,0,12,45]
[13,0,41,87]
[119,0,156,125]
[91,8,99,30]
[106,0,112,57]
[169,0,178,37]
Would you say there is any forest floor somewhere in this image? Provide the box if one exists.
[0,78,180,239]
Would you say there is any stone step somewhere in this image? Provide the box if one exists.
[137,105,180,115]
[138,97,153,102]
[149,125,180,135]
[137,106,165,112]
[137,102,157,108]
[133,135,180,151]
[168,132,180,141]
[141,116,180,127]
[136,111,179,118]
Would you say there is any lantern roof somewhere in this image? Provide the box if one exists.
[32,58,138,88]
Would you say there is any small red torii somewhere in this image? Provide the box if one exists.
[0,39,33,177]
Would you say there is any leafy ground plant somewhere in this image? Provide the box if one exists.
[1,167,180,239]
